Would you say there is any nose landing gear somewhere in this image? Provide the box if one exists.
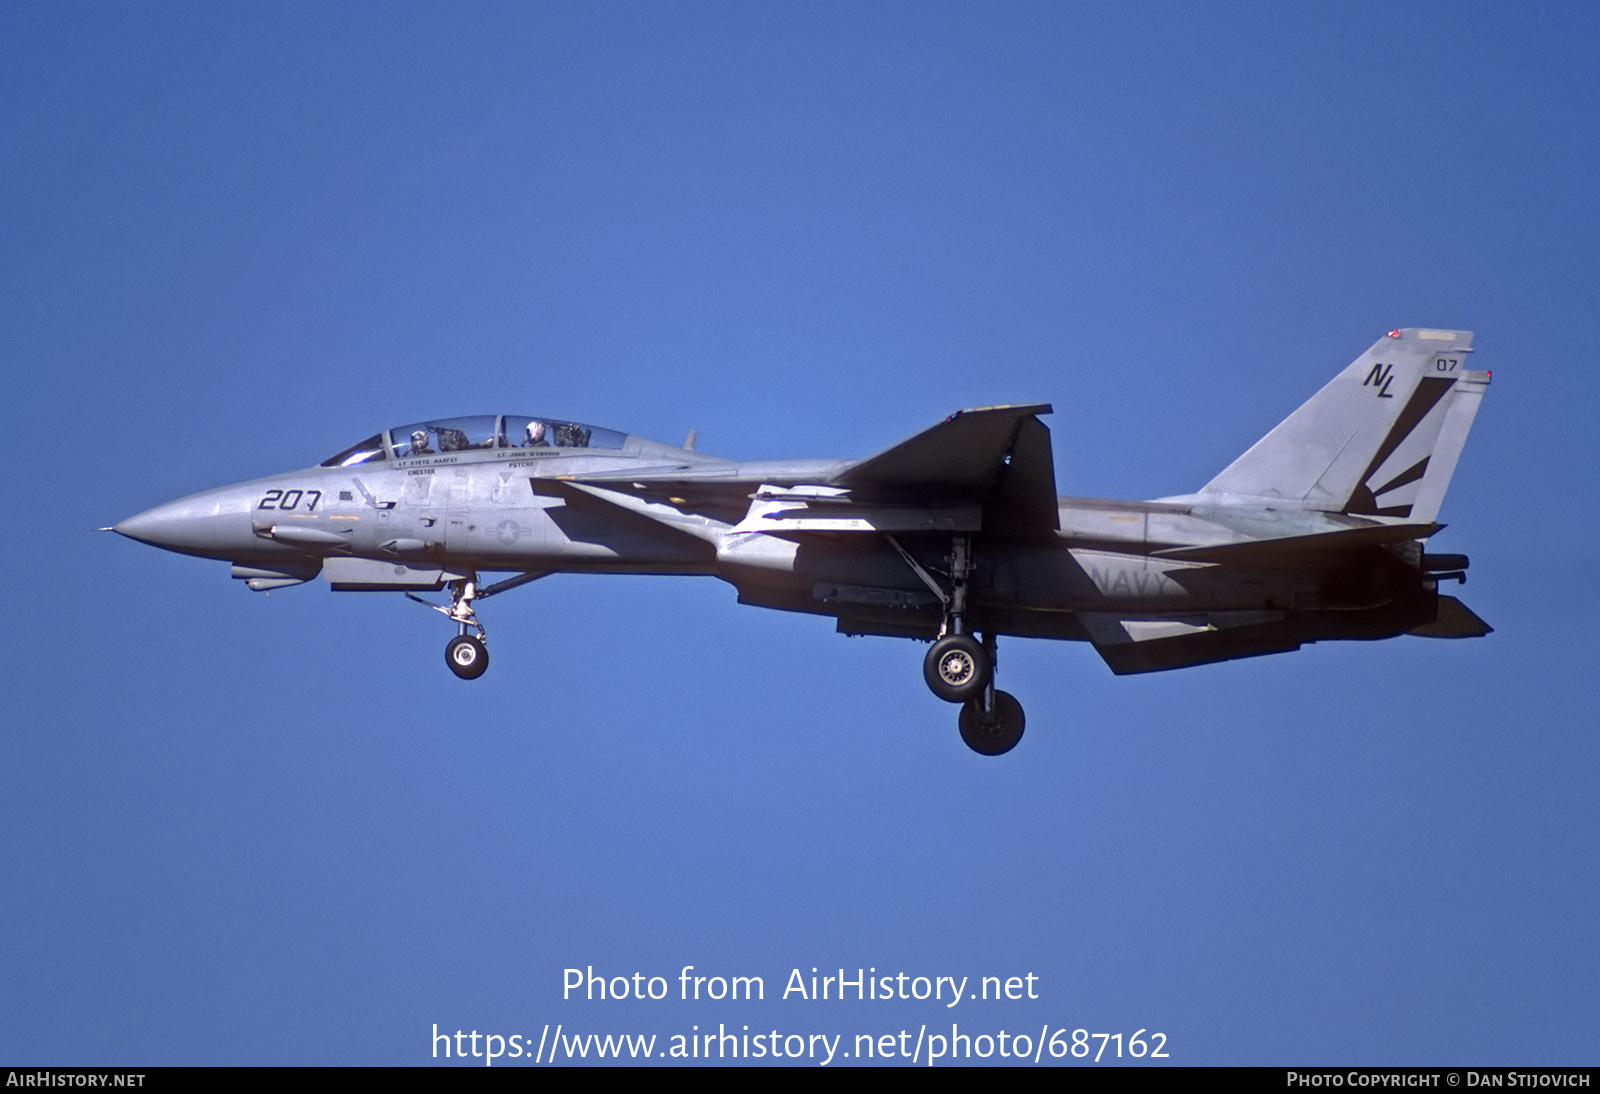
[406,570,548,680]
[419,577,489,680]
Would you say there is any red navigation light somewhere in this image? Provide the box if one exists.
[1386,329,1401,338]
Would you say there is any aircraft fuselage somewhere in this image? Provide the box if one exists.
[114,328,1492,754]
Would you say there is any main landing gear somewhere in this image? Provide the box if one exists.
[959,684,1025,757]
[924,633,988,702]
[891,534,1027,756]
[407,570,546,680]
[932,629,1025,756]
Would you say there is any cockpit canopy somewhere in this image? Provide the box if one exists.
[320,414,628,467]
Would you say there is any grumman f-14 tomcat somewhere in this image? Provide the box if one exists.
[113,328,1492,756]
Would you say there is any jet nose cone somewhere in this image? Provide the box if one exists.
[114,501,204,551]
[113,489,254,558]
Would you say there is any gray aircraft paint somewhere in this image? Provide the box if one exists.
[114,329,1492,746]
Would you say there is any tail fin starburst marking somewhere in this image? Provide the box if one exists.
[1201,329,1488,521]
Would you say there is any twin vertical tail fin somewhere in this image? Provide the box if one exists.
[1200,328,1490,522]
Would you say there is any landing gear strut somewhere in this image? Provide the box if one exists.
[958,630,1024,754]
[406,570,547,681]
[428,576,488,680]
[890,534,1027,755]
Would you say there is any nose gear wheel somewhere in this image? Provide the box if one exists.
[445,634,489,679]
[409,575,492,679]
[404,571,549,681]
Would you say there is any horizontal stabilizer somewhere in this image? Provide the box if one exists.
[1086,588,1482,674]
[1154,521,1440,564]
[1409,595,1492,638]
[1082,611,1301,674]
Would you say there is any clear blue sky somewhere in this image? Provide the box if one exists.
[3,0,1596,1066]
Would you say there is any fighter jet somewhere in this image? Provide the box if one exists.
[113,328,1491,755]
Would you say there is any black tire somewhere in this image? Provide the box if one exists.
[445,634,489,680]
[959,690,1025,756]
[923,633,990,702]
